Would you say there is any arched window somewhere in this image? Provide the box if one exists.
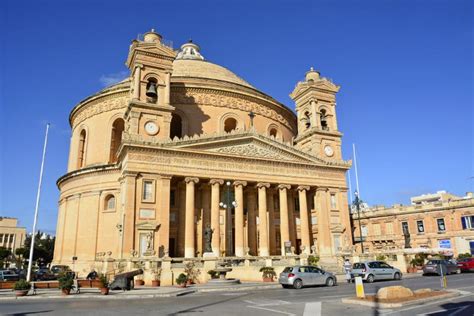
[77,129,86,168]
[109,118,125,163]
[320,109,328,130]
[224,117,237,133]
[170,114,182,139]
[303,111,311,129]
[269,128,278,138]
[104,195,115,211]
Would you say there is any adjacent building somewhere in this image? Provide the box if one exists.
[0,217,26,252]
[352,191,474,256]
[52,29,353,281]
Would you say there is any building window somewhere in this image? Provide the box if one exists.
[224,117,237,133]
[373,223,381,235]
[402,222,409,234]
[109,118,125,163]
[269,128,278,138]
[417,220,425,233]
[320,109,329,130]
[330,193,337,209]
[461,216,474,229]
[437,218,446,232]
[170,114,183,139]
[303,111,311,129]
[386,222,394,235]
[77,129,86,168]
[361,225,368,237]
[143,180,154,201]
[104,195,115,211]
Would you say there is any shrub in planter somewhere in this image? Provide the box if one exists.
[184,261,200,285]
[176,273,188,288]
[58,273,74,295]
[98,274,109,295]
[134,275,145,286]
[259,267,276,282]
[13,279,30,297]
[207,270,219,279]
[151,269,161,287]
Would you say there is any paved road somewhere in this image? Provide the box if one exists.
[1,274,473,315]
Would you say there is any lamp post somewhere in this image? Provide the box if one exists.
[219,181,237,256]
[354,190,364,254]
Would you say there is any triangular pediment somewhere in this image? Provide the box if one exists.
[135,44,176,58]
[166,131,329,164]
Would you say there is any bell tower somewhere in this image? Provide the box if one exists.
[290,68,343,160]
[124,29,177,139]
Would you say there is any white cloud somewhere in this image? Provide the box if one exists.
[99,71,129,87]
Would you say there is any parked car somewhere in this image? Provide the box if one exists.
[33,268,56,281]
[457,258,474,272]
[422,259,460,276]
[351,261,402,283]
[0,269,20,282]
[50,265,71,278]
[278,265,337,289]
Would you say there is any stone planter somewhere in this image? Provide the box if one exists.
[61,288,71,295]
[262,277,274,283]
[135,280,145,286]
[100,287,109,295]
[177,284,187,288]
[15,290,28,297]
[151,280,160,287]
[186,279,192,286]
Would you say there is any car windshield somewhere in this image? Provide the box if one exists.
[353,263,365,269]
[282,267,293,273]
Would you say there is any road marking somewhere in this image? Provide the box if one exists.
[303,302,321,316]
[243,299,291,306]
[247,305,296,315]
[383,293,474,315]
[416,305,470,316]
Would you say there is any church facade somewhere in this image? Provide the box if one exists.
[52,29,353,283]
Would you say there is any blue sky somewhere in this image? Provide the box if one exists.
[1,0,472,234]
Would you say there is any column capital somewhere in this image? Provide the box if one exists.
[256,182,270,189]
[297,185,310,192]
[233,180,247,187]
[210,179,224,185]
[135,64,144,69]
[184,177,199,184]
[158,174,173,180]
[277,184,291,190]
[316,186,329,192]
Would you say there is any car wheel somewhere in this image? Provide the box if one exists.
[293,279,303,289]
[366,274,375,283]
[326,277,335,287]
[394,272,401,280]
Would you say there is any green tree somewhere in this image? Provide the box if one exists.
[23,231,55,267]
[0,247,12,268]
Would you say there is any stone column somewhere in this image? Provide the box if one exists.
[257,183,270,256]
[165,72,171,105]
[278,184,291,255]
[121,172,137,256]
[316,187,332,256]
[247,189,257,255]
[267,190,276,255]
[184,177,199,258]
[158,175,172,257]
[297,186,311,254]
[210,179,223,256]
[233,181,247,257]
[133,65,142,100]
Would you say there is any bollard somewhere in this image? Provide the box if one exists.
[355,276,365,298]
[439,265,447,289]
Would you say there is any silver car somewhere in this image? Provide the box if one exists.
[422,259,460,276]
[351,261,402,283]
[278,265,337,289]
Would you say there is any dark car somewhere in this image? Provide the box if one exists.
[422,259,460,276]
[33,268,56,281]
[50,265,71,277]
[457,258,474,272]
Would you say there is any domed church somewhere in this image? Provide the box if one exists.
[52,29,353,284]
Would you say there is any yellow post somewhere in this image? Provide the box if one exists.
[355,276,365,298]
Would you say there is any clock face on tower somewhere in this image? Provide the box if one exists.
[144,121,159,135]
[324,145,334,157]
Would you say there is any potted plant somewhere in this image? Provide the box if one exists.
[176,273,188,288]
[58,273,74,295]
[259,267,276,282]
[151,269,161,287]
[184,261,200,285]
[134,274,145,286]
[98,274,109,295]
[13,279,30,297]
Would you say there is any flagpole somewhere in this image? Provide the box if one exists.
[347,170,353,205]
[27,123,50,282]
[352,143,361,198]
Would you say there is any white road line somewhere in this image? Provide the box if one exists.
[247,305,296,315]
[303,302,321,316]
[384,293,474,315]
[416,305,470,316]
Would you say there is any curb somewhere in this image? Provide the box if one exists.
[196,284,281,293]
[341,291,460,308]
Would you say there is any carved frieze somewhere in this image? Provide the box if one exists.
[71,93,128,127]
[211,143,303,162]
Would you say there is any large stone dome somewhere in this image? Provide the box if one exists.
[172,59,254,89]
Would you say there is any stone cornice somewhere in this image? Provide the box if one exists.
[57,164,120,188]
[294,127,343,143]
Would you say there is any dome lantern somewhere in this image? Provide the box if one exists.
[176,40,205,60]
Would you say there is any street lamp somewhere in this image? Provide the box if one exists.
[220,181,237,256]
[354,190,364,254]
